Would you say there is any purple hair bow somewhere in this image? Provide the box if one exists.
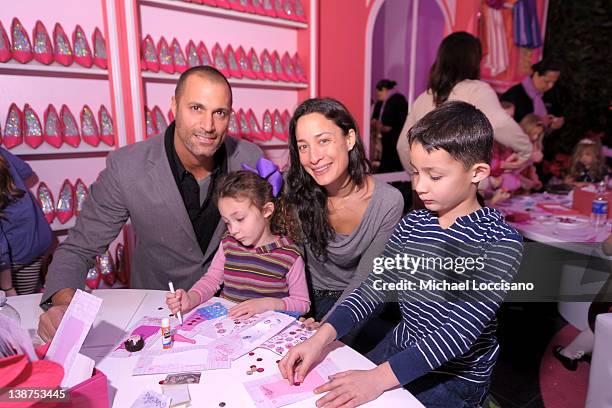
[241,157,284,197]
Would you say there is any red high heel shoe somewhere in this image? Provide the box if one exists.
[157,37,174,74]
[272,51,289,82]
[98,105,115,146]
[246,109,264,141]
[171,38,188,73]
[72,25,93,68]
[198,41,212,67]
[37,182,56,223]
[145,107,155,139]
[115,243,128,285]
[248,47,266,80]
[74,178,88,216]
[293,52,307,83]
[43,104,63,148]
[80,105,100,147]
[260,50,277,81]
[60,105,81,147]
[185,40,200,68]
[261,109,273,141]
[32,21,53,65]
[53,23,73,66]
[236,46,256,79]
[151,106,167,133]
[3,103,23,149]
[295,0,307,23]
[272,109,287,141]
[237,108,251,140]
[212,43,229,77]
[0,21,11,62]
[92,28,107,69]
[23,104,43,149]
[225,45,242,78]
[86,267,100,290]
[142,35,159,72]
[10,18,33,64]
[227,110,240,139]
[97,251,116,286]
[282,52,298,82]
[56,179,75,224]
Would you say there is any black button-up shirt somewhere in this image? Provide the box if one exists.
[164,123,227,255]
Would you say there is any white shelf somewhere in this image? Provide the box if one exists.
[139,0,308,29]
[141,70,308,89]
[0,60,108,79]
[50,217,76,232]
[11,142,115,157]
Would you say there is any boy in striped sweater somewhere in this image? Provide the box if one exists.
[279,101,524,407]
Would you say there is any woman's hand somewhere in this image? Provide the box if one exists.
[299,316,323,330]
[165,289,197,314]
[313,369,388,408]
[228,297,283,319]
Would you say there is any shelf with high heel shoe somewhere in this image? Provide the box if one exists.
[49,216,76,232]
[139,0,308,29]
[10,142,114,157]
[141,70,307,89]
[0,59,108,78]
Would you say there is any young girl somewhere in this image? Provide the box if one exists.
[518,114,545,192]
[166,157,310,319]
[564,138,608,187]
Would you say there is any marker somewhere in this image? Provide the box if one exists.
[168,281,183,325]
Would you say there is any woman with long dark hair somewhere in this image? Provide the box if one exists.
[286,98,404,347]
[0,148,53,296]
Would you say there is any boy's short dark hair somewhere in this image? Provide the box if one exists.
[408,101,493,167]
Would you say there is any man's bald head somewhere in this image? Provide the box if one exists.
[174,66,233,106]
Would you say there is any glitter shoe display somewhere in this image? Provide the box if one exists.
[74,178,88,217]
[61,105,81,147]
[37,182,56,223]
[56,179,75,224]
[281,51,298,82]
[197,41,212,67]
[151,105,168,134]
[145,107,155,139]
[261,0,277,17]
[227,110,239,139]
[272,109,286,141]
[261,109,273,140]
[23,103,44,149]
[225,44,242,78]
[98,105,115,146]
[3,103,23,149]
[294,0,307,23]
[32,21,53,65]
[142,35,159,72]
[10,18,33,64]
[272,51,288,81]
[92,27,107,69]
[97,251,116,287]
[115,243,128,285]
[72,24,93,68]
[293,52,307,83]
[282,109,291,138]
[246,108,264,141]
[248,47,266,80]
[53,23,73,66]
[86,266,100,290]
[157,36,174,74]
[43,104,63,148]
[236,46,256,79]
[185,40,200,68]
[212,43,229,77]
[80,104,100,147]
[237,108,251,140]
[171,38,188,73]
[260,49,277,81]
[0,21,11,62]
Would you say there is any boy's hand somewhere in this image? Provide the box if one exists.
[165,289,194,314]
[313,369,388,408]
[228,298,282,319]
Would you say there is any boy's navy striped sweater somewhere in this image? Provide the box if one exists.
[326,207,523,385]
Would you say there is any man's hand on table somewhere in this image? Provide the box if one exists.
[37,288,74,342]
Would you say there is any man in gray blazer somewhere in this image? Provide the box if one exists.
[38,66,262,341]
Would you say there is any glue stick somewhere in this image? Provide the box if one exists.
[161,318,173,349]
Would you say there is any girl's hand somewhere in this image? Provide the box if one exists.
[165,289,195,314]
[313,369,389,408]
[228,298,282,319]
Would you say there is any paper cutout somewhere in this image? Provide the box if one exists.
[131,389,171,408]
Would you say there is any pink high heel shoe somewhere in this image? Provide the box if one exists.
[168,109,174,123]
[86,267,100,290]
[0,21,11,62]
[227,110,240,139]
[10,18,33,64]
[251,0,266,15]
[37,182,56,223]
[275,0,293,20]
[43,104,63,148]
[53,23,73,66]
[282,52,298,82]
[142,35,159,72]
[151,105,168,133]
[227,0,245,12]
[216,0,231,9]
[198,41,212,67]
[157,36,174,74]
[98,105,115,146]
[185,40,200,68]
[260,49,277,81]
[3,103,23,149]
[97,251,116,287]
[72,25,93,68]
[236,46,256,79]
[145,107,155,139]
[56,179,75,224]
[272,109,287,141]
[80,105,100,147]
[201,0,218,6]
[32,21,53,65]
[225,45,242,78]
[171,38,188,73]
[272,51,289,82]
[60,105,81,147]
[74,178,88,216]
[293,52,307,83]
[115,243,128,285]
[24,104,43,149]
[282,109,291,139]
[294,0,307,23]
[92,27,107,69]
[246,108,264,141]
[212,43,229,77]
[260,0,277,17]
[240,0,256,13]
[261,109,273,141]
[248,47,266,80]
[237,108,251,140]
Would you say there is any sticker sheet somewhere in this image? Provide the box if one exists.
[258,321,316,356]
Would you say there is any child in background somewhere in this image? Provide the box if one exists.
[517,114,545,192]
[279,101,523,408]
[564,138,608,187]
[501,100,516,119]
[166,158,310,319]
